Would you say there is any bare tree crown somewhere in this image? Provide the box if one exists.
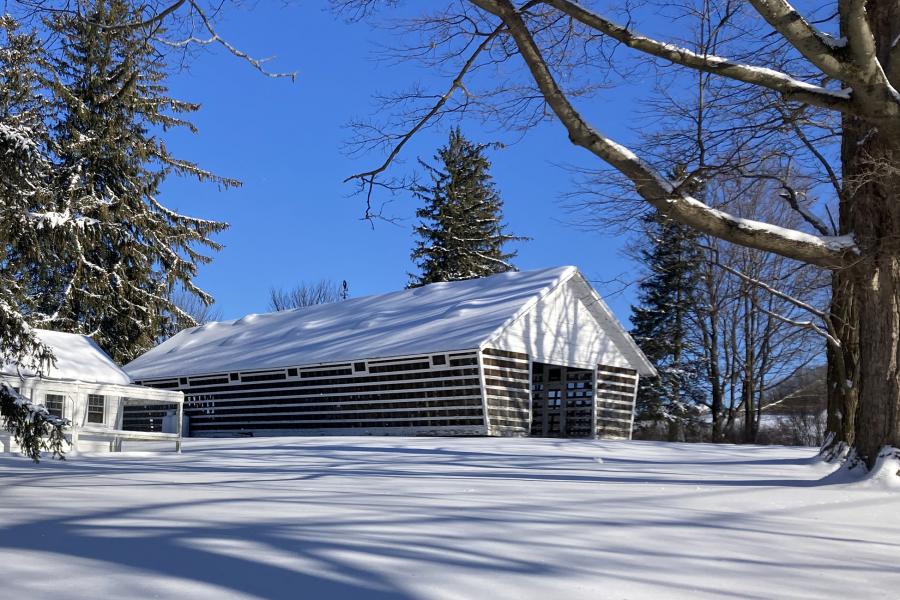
[337,0,899,268]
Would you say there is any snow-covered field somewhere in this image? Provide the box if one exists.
[0,437,896,600]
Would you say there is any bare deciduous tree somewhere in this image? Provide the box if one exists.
[169,289,224,327]
[268,280,350,311]
[333,0,900,470]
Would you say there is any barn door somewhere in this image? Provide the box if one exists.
[530,363,594,438]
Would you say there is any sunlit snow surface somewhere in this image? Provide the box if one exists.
[0,437,897,599]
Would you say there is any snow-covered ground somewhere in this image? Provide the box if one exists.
[0,437,896,599]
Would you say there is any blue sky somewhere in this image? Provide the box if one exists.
[160,3,646,322]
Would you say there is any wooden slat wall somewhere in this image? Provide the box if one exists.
[121,402,178,432]
[127,350,486,436]
[481,348,531,436]
[121,376,180,431]
[595,364,638,439]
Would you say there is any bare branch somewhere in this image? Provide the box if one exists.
[542,0,854,113]
[759,305,840,348]
[747,0,847,79]
[343,23,504,207]
[709,252,828,319]
[785,114,845,207]
[469,0,857,269]
[100,0,187,31]
[184,0,296,81]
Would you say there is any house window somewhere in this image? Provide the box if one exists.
[44,394,64,418]
[87,394,105,424]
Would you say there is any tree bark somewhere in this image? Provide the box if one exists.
[853,251,900,465]
[825,270,858,454]
[843,131,900,466]
[834,0,900,468]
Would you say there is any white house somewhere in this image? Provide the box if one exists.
[125,266,655,439]
[1,329,185,454]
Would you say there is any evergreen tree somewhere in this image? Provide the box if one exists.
[630,210,707,441]
[0,17,66,459]
[0,5,234,458]
[409,128,523,287]
[30,0,232,363]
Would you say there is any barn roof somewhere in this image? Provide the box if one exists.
[125,266,653,380]
[1,329,131,385]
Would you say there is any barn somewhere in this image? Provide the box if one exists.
[124,266,655,439]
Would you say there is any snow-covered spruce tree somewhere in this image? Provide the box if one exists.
[630,209,707,441]
[0,17,67,459]
[409,128,524,287]
[30,0,232,364]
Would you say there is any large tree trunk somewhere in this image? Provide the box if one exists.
[845,131,900,467]
[829,0,900,469]
[853,250,900,465]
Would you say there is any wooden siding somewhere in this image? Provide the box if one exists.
[595,364,638,439]
[127,350,486,436]
[481,348,531,436]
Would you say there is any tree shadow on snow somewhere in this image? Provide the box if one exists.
[0,439,898,600]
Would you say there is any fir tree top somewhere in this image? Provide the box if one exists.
[409,127,524,287]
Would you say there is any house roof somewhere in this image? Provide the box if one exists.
[125,266,654,380]
[1,329,131,385]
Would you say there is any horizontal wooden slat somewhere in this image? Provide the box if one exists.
[596,364,638,376]
[482,348,529,360]
[482,357,529,370]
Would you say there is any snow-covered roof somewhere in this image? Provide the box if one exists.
[1,329,131,385]
[125,266,653,380]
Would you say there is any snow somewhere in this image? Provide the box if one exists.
[0,436,896,599]
[0,329,131,385]
[860,448,900,491]
[27,210,99,229]
[819,34,847,49]
[0,121,38,154]
[672,195,859,254]
[643,36,851,101]
[126,267,584,379]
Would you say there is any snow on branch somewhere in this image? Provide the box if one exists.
[747,0,847,78]
[0,122,39,154]
[27,211,99,229]
[541,0,854,113]
[469,0,859,269]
